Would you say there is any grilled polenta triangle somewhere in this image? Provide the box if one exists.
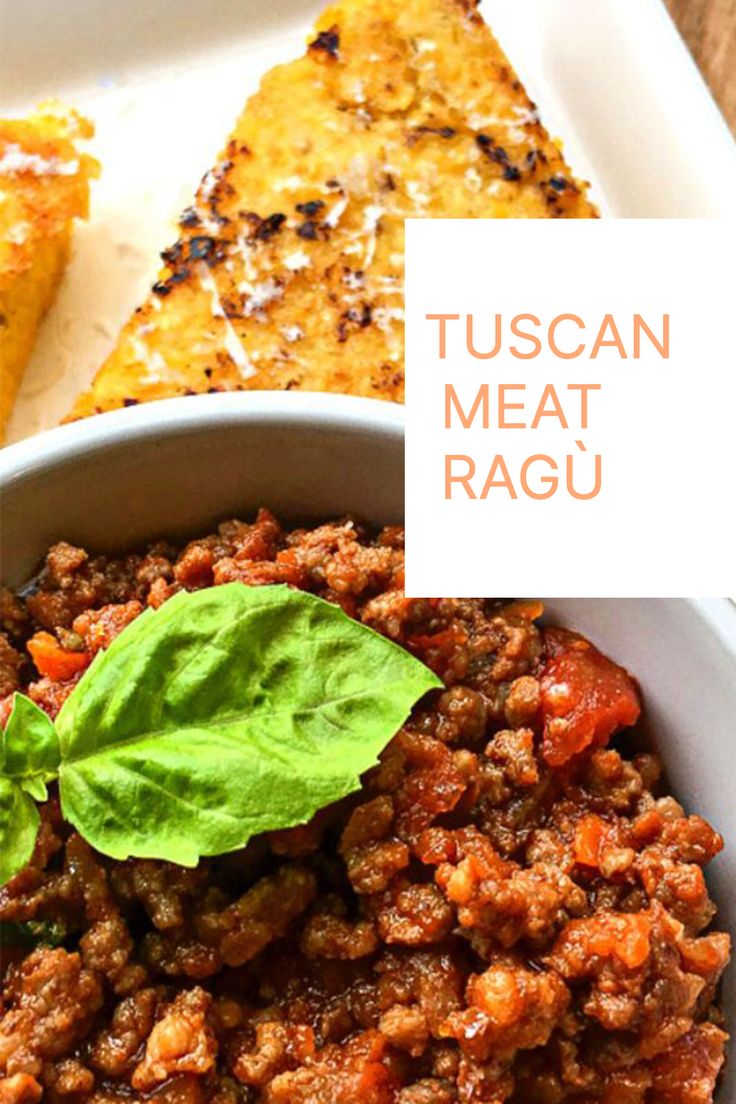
[69,0,596,418]
[1,106,96,440]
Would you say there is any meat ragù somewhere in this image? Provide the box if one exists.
[0,510,730,1102]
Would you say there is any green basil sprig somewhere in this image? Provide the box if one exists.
[0,584,441,884]
[0,694,60,884]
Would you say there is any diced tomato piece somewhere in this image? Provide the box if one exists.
[27,631,91,681]
[573,814,607,867]
[558,911,653,970]
[540,628,640,767]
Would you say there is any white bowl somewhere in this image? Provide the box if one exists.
[1,392,734,1086]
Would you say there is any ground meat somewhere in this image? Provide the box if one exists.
[0,948,103,1080]
[0,512,729,1102]
[42,1057,95,1098]
[72,600,143,654]
[378,1003,430,1056]
[430,826,585,951]
[0,1075,42,1104]
[650,1023,728,1103]
[89,989,159,1077]
[264,1030,398,1103]
[444,960,569,1061]
[0,633,23,697]
[374,881,455,946]
[396,1079,455,1104]
[340,796,411,894]
[375,949,466,1039]
[132,988,216,1091]
[301,909,379,960]
[197,865,317,968]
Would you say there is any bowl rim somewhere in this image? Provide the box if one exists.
[0,392,405,485]
[2,391,735,656]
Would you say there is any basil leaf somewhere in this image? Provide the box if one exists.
[57,584,441,865]
[0,777,40,885]
[3,693,60,802]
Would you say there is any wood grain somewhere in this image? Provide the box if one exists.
[664,0,736,134]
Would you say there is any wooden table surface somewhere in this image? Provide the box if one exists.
[665,0,736,134]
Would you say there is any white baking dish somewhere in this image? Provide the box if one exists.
[1,394,734,1091]
[2,0,736,442]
